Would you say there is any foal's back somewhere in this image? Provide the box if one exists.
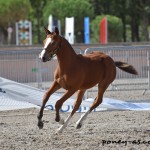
[77,51,116,89]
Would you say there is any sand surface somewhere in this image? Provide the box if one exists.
[0,90,150,150]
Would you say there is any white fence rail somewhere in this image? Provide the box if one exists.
[0,45,150,92]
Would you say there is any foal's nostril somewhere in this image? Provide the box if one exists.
[42,57,46,62]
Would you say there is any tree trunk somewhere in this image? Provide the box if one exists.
[131,18,135,42]
[135,20,140,42]
[122,15,126,42]
[131,17,140,42]
[37,11,41,44]
[142,14,149,41]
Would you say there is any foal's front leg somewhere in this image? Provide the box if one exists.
[37,81,60,129]
[55,89,76,123]
[56,90,85,133]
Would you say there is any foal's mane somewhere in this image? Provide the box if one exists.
[61,36,77,54]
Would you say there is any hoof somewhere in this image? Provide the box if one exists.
[76,123,82,129]
[37,121,44,129]
[55,116,60,122]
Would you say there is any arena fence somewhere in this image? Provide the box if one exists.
[0,47,81,89]
[0,45,150,94]
[84,45,150,97]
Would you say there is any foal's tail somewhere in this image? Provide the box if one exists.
[114,61,138,75]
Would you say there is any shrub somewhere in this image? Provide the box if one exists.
[91,15,123,43]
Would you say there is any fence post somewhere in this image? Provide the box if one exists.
[148,51,150,90]
[36,56,42,89]
[84,48,88,99]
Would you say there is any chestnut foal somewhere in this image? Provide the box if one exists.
[38,27,138,133]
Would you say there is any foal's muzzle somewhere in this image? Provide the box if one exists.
[39,49,50,62]
[41,56,46,62]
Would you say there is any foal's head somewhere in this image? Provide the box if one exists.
[39,27,62,62]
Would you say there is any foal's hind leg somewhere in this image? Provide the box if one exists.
[57,90,85,133]
[76,83,109,129]
[37,81,61,129]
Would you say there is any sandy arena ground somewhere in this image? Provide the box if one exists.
[0,90,150,150]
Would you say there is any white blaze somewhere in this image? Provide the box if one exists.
[39,37,51,59]
[39,49,46,59]
[44,37,51,49]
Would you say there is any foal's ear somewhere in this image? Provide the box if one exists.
[44,26,51,35]
[54,27,59,35]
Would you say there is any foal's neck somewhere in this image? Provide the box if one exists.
[56,38,77,68]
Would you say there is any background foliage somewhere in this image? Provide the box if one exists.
[91,15,123,43]
[43,0,94,42]
[0,0,31,27]
[0,0,150,44]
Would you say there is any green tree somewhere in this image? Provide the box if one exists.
[0,0,31,44]
[91,15,123,43]
[89,0,113,16]
[89,0,128,42]
[43,0,94,42]
[89,0,150,42]
[0,0,31,27]
[138,0,150,41]
[30,0,46,43]
[126,0,141,42]
[110,0,128,42]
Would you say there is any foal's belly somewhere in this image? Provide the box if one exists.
[79,82,98,90]
[79,75,103,90]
